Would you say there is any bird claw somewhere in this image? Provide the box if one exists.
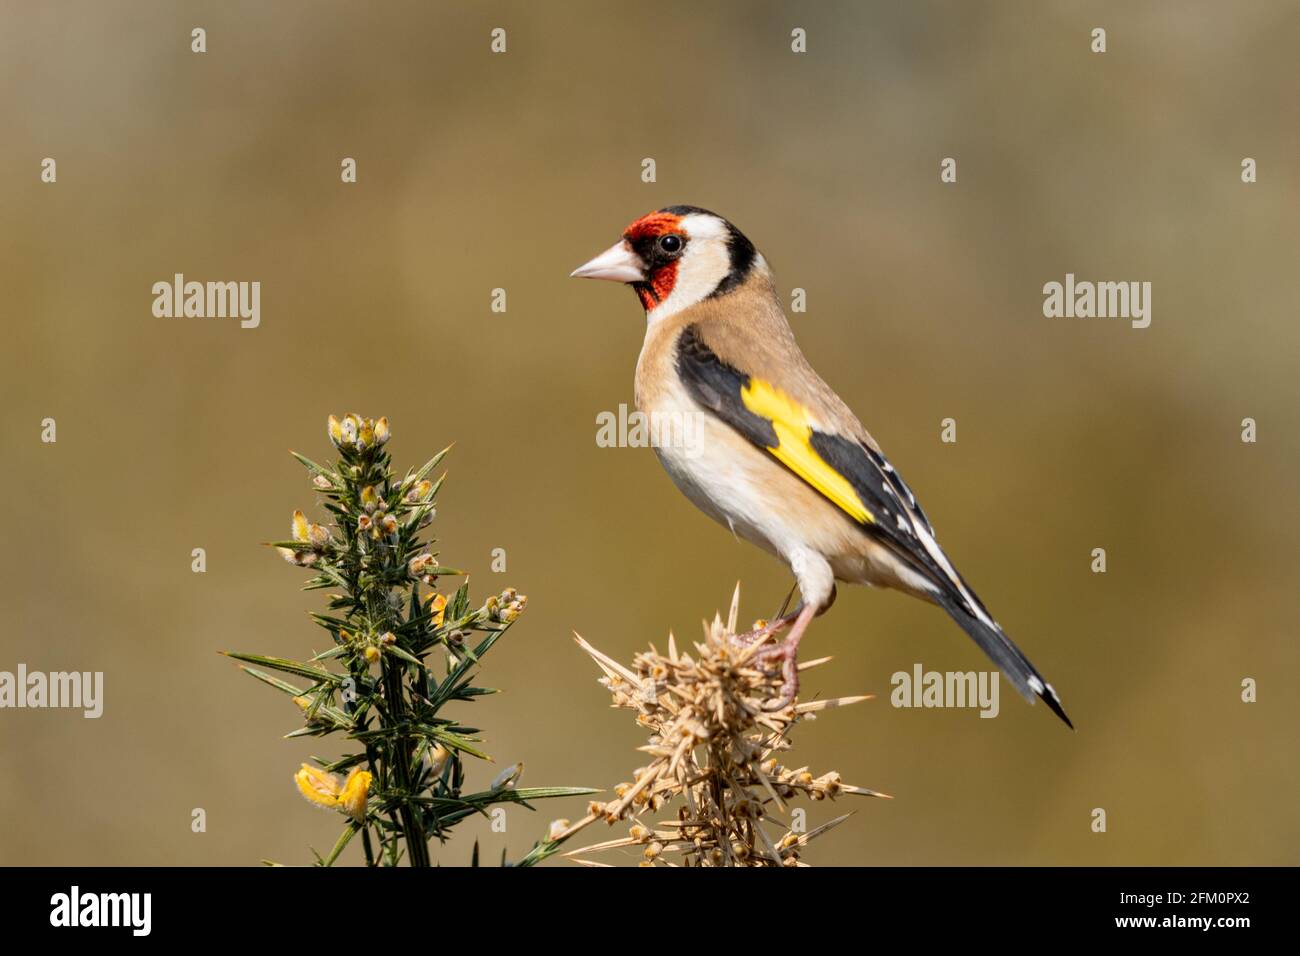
[729,615,791,650]
[757,639,800,710]
[762,691,794,713]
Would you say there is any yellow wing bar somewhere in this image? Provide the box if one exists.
[740,378,875,525]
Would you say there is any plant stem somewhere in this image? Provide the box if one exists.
[383,656,431,867]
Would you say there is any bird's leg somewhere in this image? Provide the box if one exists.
[758,602,818,711]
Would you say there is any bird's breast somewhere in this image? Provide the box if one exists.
[634,320,888,590]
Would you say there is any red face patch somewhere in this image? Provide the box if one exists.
[623,211,684,310]
[622,211,682,244]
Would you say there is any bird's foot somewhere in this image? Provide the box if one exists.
[754,601,818,711]
[758,636,801,711]
[729,613,793,651]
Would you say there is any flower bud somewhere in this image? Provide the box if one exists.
[363,646,380,664]
[490,762,523,791]
[374,417,390,445]
[426,744,452,777]
[815,771,842,797]
[408,552,435,576]
[327,415,345,448]
[406,479,434,503]
[291,510,311,543]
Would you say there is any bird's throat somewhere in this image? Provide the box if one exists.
[635,262,678,313]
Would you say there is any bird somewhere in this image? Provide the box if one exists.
[570,205,1072,727]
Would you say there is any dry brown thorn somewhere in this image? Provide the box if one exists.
[564,584,888,866]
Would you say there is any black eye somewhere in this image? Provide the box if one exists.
[658,234,683,254]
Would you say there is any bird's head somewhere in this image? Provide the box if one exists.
[570,206,760,319]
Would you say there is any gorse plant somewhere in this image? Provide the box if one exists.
[532,587,886,867]
[225,414,593,866]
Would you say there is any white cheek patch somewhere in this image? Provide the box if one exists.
[647,214,734,324]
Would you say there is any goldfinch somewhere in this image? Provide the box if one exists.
[571,206,1072,727]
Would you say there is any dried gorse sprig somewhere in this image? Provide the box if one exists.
[522,586,888,867]
[226,414,593,866]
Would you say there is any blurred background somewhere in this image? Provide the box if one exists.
[1,0,1297,866]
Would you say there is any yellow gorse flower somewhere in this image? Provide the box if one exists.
[293,763,372,822]
[338,768,373,822]
[294,763,344,810]
[426,592,447,627]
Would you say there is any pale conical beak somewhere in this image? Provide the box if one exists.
[569,241,646,283]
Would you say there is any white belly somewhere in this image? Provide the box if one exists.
[642,375,943,610]
[645,378,842,607]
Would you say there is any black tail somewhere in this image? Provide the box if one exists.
[935,594,1074,729]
